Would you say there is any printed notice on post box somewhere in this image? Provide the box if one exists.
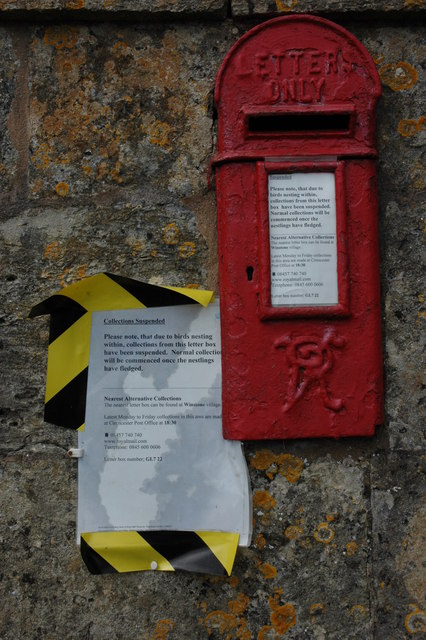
[78,302,251,545]
[268,172,338,306]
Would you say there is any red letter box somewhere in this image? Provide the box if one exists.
[213,15,383,440]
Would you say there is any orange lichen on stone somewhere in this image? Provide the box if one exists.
[66,0,85,9]
[309,603,325,617]
[313,522,335,544]
[254,533,266,550]
[44,241,61,261]
[284,525,303,541]
[141,119,172,148]
[404,604,426,635]
[275,0,298,11]
[250,450,303,483]
[60,264,87,288]
[153,619,174,640]
[276,454,303,483]
[349,605,367,621]
[253,490,276,512]
[405,0,422,6]
[346,541,358,557]
[250,450,276,472]
[43,26,78,50]
[398,116,426,137]
[163,223,180,245]
[55,182,69,197]
[179,242,196,259]
[260,563,277,580]
[379,61,418,91]
[32,143,53,170]
[204,610,237,635]
[228,594,250,616]
[270,604,296,635]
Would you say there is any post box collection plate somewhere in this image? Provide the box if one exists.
[213,15,383,440]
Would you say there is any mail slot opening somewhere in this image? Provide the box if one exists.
[247,113,352,134]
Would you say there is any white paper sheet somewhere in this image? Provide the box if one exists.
[269,172,338,306]
[77,302,251,546]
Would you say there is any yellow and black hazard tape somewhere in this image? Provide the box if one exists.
[29,272,214,431]
[81,530,239,576]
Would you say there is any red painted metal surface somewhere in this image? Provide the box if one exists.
[213,15,383,440]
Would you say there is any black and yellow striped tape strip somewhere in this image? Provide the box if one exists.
[81,530,239,576]
[30,272,214,431]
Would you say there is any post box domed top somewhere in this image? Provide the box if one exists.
[214,15,382,157]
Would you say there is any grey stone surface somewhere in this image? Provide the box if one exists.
[0,0,227,16]
[0,28,19,200]
[371,453,426,638]
[231,0,426,16]
[0,7,425,640]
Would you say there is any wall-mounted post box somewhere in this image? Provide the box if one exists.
[213,15,383,440]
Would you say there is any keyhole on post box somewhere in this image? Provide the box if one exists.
[246,266,254,281]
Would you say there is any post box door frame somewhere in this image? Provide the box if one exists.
[256,160,350,319]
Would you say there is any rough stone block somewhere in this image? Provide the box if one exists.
[371,453,426,638]
[231,0,426,16]
[28,24,234,202]
[0,0,227,16]
[0,28,20,200]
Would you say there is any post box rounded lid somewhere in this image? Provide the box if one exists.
[214,15,382,157]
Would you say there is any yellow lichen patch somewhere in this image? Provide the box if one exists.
[284,525,303,541]
[257,626,274,640]
[346,541,358,557]
[66,0,85,8]
[179,242,196,259]
[44,241,61,261]
[254,533,266,550]
[141,119,172,148]
[268,589,283,612]
[32,143,53,170]
[153,619,174,640]
[379,61,418,91]
[228,575,240,588]
[228,594,250,616]
[276,453,303,483]
[110,161,123,184]
[309,603,325,617]
[55,182,69,197]
[250,450,276,472]
[276,0,298,11]
[313,522,335,544]
[398,116,425,138]
[270,604,296,635]
[184,283,201,289]
[204,610,237,635]
[127,239,145,257]
[60,264,87,288]
[44,26,78,50]
[405,604,426,635]
[163,222,180,245]
[260,563,277,580]
[299,537,313,550]
[253,490,276,512]
[398,118,420,137]
[349,605,367,621]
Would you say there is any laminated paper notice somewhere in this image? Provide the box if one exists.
[269,172,338,307]
[78,302,251,546]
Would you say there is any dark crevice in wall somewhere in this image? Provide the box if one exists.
[0,8,424,25]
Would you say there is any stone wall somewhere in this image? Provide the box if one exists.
[1,1,424,638]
